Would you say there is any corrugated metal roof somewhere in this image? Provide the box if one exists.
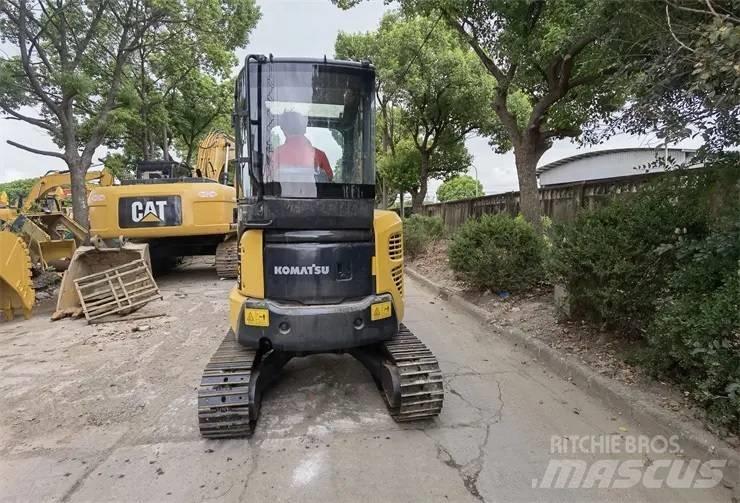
[536,148,697,175]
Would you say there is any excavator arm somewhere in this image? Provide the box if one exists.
[20,168,115,213]
[194,131,236,182]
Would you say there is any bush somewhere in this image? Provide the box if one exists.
[643,224,740,432]
[403,214,444,257]
[548,162,740,432]
[448,214,544,292]
[547,172,714,334]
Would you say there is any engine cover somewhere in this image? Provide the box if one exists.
[263,240,373,305]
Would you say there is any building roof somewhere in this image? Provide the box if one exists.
[536,147,697,175]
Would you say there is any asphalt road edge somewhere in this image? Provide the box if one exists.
[405,267,740,492]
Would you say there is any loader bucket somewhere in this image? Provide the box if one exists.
[54,243,151,319]
[0,231,35,321]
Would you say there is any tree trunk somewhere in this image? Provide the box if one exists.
[411,189,426,214]
[513,140,543,227]
[411,150,431,214]
[162,124,170,161]
[67,156,89,230]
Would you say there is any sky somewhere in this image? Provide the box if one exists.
[0,0,701,197]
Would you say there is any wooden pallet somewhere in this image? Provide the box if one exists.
[73,259,162,322]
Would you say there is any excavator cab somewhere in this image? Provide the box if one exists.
[197,57,443,438]
[135,161,191,180]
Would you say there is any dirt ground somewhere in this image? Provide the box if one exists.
[0,258,734,502]
[408,239,739,446]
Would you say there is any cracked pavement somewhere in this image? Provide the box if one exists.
[0,264,732,502]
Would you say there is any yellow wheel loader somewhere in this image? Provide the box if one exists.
[87,132,239,277]
[197,56,444,438]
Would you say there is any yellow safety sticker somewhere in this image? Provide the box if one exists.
[370,301,392,321]
[245,308,269,327]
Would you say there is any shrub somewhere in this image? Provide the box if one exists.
[548,161,740,432]
[547,172,713,334]
[403,214,444,257]
[448,214,544,292]
[643,224,740,432]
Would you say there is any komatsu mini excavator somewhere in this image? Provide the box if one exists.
[197,56,444,437]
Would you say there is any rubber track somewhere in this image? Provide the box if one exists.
[215,239,238,279]
[198,332,257,438]
[382,324,444,421]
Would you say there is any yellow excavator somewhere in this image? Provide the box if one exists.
[196,56,444,437]
[87,131,239,276]
[0,168,114,222]
[0,168,113,320]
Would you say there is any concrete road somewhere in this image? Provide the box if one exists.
[0,264,732,502]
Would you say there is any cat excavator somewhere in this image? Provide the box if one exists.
[87,131,239,276]
[197,56,444,437]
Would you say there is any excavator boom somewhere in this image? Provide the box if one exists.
[194,131,236,182]
[20,168,114,213]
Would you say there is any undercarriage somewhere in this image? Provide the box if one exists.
[198,324,444,438]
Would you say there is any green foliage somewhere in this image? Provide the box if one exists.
[549,161,740,432]
[448,214,544,292]
[0,177,36,206]
[644,223,740,432]
[378,138,421,194]
[339,0,632,145]
[437,175,483,202]
[0,0,259,226]
[548,175,711,333]
[335,0,635,223]
[378,136,471,196]
[403,214,444,257]
[101,154,135,181]
[618,1,739,151]
[106,1,259,164]
[170,75,234,164]
[336,12,497,207]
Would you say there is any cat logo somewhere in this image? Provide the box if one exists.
[118,196,182,228]
[131,200,167,223]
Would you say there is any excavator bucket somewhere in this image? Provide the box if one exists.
[54,243,152,319]
[0,231,35,321]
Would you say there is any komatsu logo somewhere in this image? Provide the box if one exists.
[274,265,330,276]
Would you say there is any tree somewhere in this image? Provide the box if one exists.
[437,174,483,202]
[106,0,258,168]
[379,134,472,205]
[0,0,259,227]
[170,75,233,166]
[336,12,496,212]
[335,0,631,226]
[0,177,36,205]
[0,0,161,227]
[617,1,739,152]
